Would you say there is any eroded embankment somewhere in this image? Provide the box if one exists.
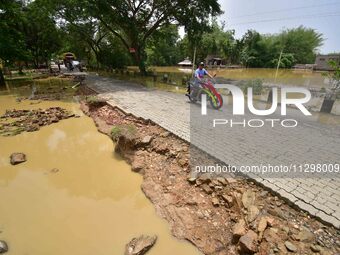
[81,99,339,255]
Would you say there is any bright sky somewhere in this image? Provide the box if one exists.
[220,0,340,54]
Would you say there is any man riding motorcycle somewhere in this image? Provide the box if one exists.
[186,62,214,98]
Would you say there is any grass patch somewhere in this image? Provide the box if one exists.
[85,96,106,107]
[111,124,137,140]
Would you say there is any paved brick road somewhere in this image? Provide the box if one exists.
[86,75,340,228]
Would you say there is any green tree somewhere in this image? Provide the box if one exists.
[198,21,235,63]
[0,0,29,78]
[49,0,222,74]
[240,30,266,67]
[23,1,62,67]
[146,24,181,66]
[280,26,323,64]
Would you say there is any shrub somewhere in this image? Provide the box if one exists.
[240,79,263,95]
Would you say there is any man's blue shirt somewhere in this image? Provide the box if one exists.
[195,68,207,79]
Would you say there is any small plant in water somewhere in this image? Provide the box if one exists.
[323,60,340,90]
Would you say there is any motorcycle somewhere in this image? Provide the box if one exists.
[186,78,223,110]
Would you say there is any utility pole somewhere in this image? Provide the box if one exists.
[192,46,197,78]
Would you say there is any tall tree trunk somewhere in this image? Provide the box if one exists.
[0,68,5,88]
[133,47,146,75]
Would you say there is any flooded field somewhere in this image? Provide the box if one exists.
[0,93,200,254]
[127,66,329,88]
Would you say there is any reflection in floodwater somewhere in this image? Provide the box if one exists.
[0,95,200,255]
[138,67,329,88]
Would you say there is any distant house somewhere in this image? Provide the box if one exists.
[314,54,340,71]
[205,55,227,67]
[292,64,315,70]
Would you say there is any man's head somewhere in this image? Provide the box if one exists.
[199,62,204,70]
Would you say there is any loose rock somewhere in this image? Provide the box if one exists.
[187,177,196,184]
[212,197,220,206]
[239,230,258,254]
[247,205,259,223]
[257,216,268,240]
[0,240,8,253]
[10,153,26,165]
[297,228,315,242]
[125,235,157,255]
[141,135,153,145]
[232,220,246,242]
[131,159,144,173]
[284,241,297,253]
[201,184,213,194]
[222,194,234,207]
[198,173,211,184]
[310,244,322,253]
[242,190,256,209]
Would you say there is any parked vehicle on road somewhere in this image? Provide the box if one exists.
[62,52,84,72]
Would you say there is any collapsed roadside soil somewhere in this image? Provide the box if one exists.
[81,99,339,255]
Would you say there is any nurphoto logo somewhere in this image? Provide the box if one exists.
[201,85,312,128]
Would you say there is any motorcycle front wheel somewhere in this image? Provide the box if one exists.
[210,94,223,110]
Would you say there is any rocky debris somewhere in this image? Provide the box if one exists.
[131,158,144,173]
[310,244,322,253]
[83,102,340,255]
[266,217,275,227]
[0,240,8,253]
[216,177,227,186]
[221,194,234,207]
[197,173,211,185]
[257,217,268,240]
[187,177,196,184]
[242,190,256,209]
[160,131,170,137]
[233,220,247,242]
[247,205,259,223]
[284,241,297,252]
[124,235,157,255]
[239,230,258,254]
[296,228,315,242]
[212,197,220,206]
[0,107,75,136]
[10,153,26,165]
[201,184,213,194]
[141,135,153,145]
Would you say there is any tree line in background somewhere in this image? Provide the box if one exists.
[0,0,324,78]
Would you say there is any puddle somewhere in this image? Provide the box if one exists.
[0,95,200,254]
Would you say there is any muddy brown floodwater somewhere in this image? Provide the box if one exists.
[0,95,200,255]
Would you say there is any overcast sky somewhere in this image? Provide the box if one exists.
[218,0,340,54]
